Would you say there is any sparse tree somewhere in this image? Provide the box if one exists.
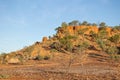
[55,26,61,31]
[81,21,88,26]
[99,22,106,27]
[87,23,92,26]
[113,25,120,31]
[92,23,97,26]
[61,22,68,28]
[79,22,81,26]
[68,20,79,26]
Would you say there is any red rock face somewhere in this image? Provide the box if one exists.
[57,26,99,37]
[105,27,112,36]
[56,25,119,38]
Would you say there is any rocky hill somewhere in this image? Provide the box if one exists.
[0,21,120,64]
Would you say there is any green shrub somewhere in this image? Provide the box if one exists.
[68,20,79,26]
[81,41,90,49]
[34,55,50,60]
[109,34,120,44]
[99,22,106,29]
[61,22,68,28]
[35,55,44,60]
[50,35,76,53]
[105,46,119,60]
[78,28,88,35]
[96,39,106,51]
[98,30,108,39]
[106,46,118,54]
[50,42,62,51]
[59,35,74,52]
[77,41,90,53]
[81,21,88,26]
[109,53,120,61]
[0,74,10,79]
[113,25,120,31]
[90,31,98,40]
[44,56,51,60]
[50,49,58,53]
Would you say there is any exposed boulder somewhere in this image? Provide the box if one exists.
[42,37,48,42]
[8,58,21,64]
[30,45,50,59]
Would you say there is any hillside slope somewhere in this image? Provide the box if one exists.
[0,21,120,64]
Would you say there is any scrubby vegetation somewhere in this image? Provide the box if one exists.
[109,34,120,44]
[34,54,51,60]
[0,20,120,80]
[0,74,10,79]
[0,20,120,64]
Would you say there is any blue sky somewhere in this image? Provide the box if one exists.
[0,0,120,53]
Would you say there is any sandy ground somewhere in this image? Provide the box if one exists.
[0,52,120,80]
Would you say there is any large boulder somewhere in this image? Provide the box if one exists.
[8,58,20,64]
[105,27,112,36]
[30,45,50,59]
[42,37,48,43]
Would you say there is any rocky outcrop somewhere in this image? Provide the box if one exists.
[104,27,112,36]
[8,58,20,64]
[0,23,119,65]
[42,37,48,42]
[56,25,119,38]
[57,26,99,38]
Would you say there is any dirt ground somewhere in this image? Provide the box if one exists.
[0,51,120,80]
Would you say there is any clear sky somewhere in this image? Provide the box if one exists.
[0,0,120,53]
